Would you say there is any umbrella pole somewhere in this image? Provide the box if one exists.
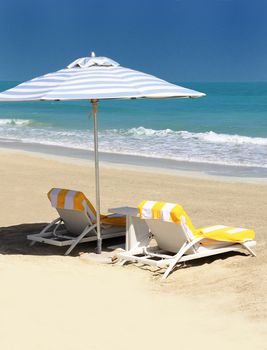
[91,99,102,254]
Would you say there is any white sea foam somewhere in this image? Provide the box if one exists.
[122,127,267,146]
[123,126,175,137]
[0,118,32,126]
[0,123,266,168]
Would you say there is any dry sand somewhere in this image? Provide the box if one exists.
[0,149,266,350]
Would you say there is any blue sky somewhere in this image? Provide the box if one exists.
[0,0,266,82]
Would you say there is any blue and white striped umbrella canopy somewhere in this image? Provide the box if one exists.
[0,54,205,101]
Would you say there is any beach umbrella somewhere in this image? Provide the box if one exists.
[0,52,205,253]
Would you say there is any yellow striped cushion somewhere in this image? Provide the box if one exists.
[48,188,125,226]
[100,214,126,226]
[138,200,196,235]
[196,225,255,243]
[48,188,96,220]
[138,200,255,243]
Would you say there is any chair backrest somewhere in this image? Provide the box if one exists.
[145,219,196,254]
[138,200,198,254]
[57,208,92,235]
[48,188,96,235]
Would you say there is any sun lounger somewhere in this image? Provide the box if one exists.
[117,200,256,279]
[27,188,126,255]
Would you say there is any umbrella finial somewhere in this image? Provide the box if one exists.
[90,51,96,57]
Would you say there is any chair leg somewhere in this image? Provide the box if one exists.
[64,224,97,256]
[242,242,256,257]
[162,261,176,279]
[162,237,204,279]
[117,259,127,266]
[28,217,61,245]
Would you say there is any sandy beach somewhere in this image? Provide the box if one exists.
[0,149,266,350]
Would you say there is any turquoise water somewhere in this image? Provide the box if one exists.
[0,81,267,168]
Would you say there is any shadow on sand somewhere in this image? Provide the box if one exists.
[0,223,248,279]
[0,223,125,257]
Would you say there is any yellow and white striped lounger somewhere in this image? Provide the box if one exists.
[27,188,126,255]
[117,200,256,279]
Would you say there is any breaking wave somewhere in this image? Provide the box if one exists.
[0,118,32,126]
[122,127,267,146]
[0,122,266,168]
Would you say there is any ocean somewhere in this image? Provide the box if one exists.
[0,81,267,176]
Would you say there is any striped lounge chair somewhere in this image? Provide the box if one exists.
[117,200,256,279]
[27,188,125,255]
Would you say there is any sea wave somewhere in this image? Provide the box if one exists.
[121,127,175,137]
[0,118,32,126]
[0,123,266,168]
[120,127,267,146]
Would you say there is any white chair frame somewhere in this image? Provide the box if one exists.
[117,216,256,279]
[28,208,125,255]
